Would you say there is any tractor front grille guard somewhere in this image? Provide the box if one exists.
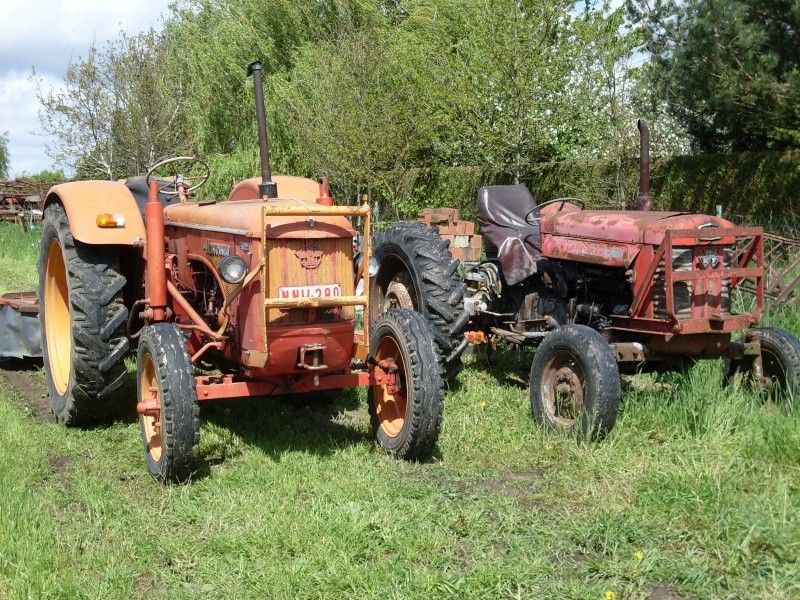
[612,227,763,335]
[260,202,372,353]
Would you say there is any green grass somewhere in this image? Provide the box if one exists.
[2,349,800,599]
[0,223,40,294]
[1,220,800,598]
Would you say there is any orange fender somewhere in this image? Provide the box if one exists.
[44,181,145,245]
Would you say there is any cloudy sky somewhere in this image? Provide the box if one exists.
[0,0,174,177]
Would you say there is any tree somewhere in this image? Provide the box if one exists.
[399,0,638,183]
[279,25,438,218]
[34,29,190,179]
[629,0,800,152]
[0,131,9,178]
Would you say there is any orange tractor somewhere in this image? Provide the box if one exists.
[38,62,445,483]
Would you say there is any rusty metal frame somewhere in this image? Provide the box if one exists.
[613,226,763,335]
[737,232,800,305]
[260,201,372,359]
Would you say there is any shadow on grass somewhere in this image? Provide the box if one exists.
[190,387,370,479]
[461,343,533,389]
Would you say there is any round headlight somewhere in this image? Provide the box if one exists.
[219,255,248,284]
[354,253,381,277]
[367,256,380,277]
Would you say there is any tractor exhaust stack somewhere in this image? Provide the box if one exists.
[636,119,652,211]
[247,61,278,199]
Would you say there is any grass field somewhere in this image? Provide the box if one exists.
[1,222,799,599]
[0,223,40,294]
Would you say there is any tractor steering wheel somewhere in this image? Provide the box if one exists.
[526,197,585,224]
[146,156,211,196]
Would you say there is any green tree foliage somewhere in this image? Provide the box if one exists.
[34,29,190,179]
[629,0,800,152]
[0,131,9,178]
[33,0,638,214]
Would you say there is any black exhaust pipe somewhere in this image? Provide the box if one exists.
[636,119,651,211]
[247,61,277,199]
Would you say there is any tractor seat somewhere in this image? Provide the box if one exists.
[124,175,183,217]
[477,184,542,285]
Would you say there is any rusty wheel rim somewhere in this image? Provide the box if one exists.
[756,350,786,393]
[44,239,71,395]
[541,350,585,428]
[383,271,416,312]
[373,335,408,438]
[139,352,163,462]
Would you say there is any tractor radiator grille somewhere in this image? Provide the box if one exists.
[264,237,354,323]
[653,247,732,320]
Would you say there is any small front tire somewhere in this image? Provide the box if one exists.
[368,310,445,460]
[530,325,620,438]
[137,323,200,484]
[724,327,800,409]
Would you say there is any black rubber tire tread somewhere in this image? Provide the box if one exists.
[38,203,130,426]
[723,327,800,407]
[137,323,200,484]
[529,325,620,439]
[367,309,445,460]
[372,221,467,381]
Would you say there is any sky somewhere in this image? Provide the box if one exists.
[0,0,174,178]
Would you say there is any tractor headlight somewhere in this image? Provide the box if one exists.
[355,253,380,277]
[219,255,248,284]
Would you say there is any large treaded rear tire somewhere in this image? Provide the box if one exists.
[368,309,445,460]
[371,221,467,381]
[138,323,200,484]
[38,203,129,425]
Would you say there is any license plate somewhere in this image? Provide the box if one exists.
[278,283,342,299]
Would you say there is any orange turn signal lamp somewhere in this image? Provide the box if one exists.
[96,213,125,228]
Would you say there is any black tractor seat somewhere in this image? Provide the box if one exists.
[476,184,543,285]
[124,175,183,217]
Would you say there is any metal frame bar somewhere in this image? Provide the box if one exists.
[616,226,764,335]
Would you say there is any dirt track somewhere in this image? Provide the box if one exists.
[0,358,53,422]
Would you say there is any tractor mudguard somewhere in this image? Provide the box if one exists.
[44,181,145,245]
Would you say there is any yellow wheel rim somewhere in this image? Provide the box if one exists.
[44,239,71,395]
[373,335,408,438]
[139,352,163,462]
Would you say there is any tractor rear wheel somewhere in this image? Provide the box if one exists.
[38,203,129,425]
[371,222,467,382]
[368,309,445,460]
[724,327,800,409]
[529,325,620,439]
[137,323,199,484]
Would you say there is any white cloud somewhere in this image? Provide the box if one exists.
[0,0,173,178]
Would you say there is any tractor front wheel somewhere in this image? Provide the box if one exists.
[38,203,129,425]
[724,327,800,409]
[368,309,445,460]
[137,323,200,483]
[530,325,620,438]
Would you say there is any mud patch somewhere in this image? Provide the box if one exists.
[48,454,72,474]
[649,584,690,600]
[483,468,546,498]
[415,467,547,506]
[0,358,52,422]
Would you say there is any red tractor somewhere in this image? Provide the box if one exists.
[37,62,445,483]
[373,121,800,437]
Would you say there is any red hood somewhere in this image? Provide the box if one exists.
[541,210,736,245]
